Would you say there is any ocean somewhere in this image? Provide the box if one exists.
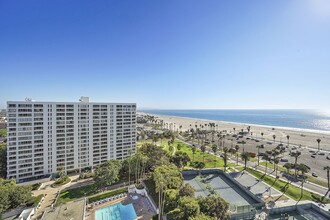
[139,109,330,132]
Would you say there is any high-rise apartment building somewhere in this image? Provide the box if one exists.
[6,97,136,183]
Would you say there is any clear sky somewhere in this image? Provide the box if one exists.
[1,0,330,110]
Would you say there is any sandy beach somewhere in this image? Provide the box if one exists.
[139,112,330,152]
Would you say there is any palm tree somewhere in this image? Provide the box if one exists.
[261,132,264,140]
[264,151,271,174]
[201,145,206,163]
[191,146,196,162]
[235,145,240,165]
[298,164,310,199]
[274,158,280,178]
[292,151,301,178]
[271,150,279,171]
[286,135,290,147]
[211,145,218,168]
[233,128,236,134]
[317,138,321,151]
[223,147,229,171]
[256,145,264,166]
[324,166,330,190]
[241,141,246,153]
[241,152,250,170]
[272,134,276,143]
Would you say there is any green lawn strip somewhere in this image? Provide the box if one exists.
[173,139,234,168]
[259,161,328,188]
[88,187,128,203]
[246,168,330,203]
[56,178,127,205]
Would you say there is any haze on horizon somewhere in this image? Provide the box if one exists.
[1,0,330,110]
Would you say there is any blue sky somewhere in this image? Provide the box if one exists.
[1,0,330,110]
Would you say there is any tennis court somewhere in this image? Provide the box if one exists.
[183,170,264,214]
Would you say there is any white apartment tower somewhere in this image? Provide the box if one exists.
[7,97,136,183]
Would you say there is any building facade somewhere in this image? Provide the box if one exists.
[6,97,136,183]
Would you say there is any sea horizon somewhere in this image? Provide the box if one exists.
[138,109,330,132]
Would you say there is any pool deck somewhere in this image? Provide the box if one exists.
[85,193,156,220]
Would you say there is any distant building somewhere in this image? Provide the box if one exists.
[6,97,136,183]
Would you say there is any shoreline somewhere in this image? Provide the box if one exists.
[138,112,330,135]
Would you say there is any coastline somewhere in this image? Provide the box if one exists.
[138,111,330,151]
[138,112,330,135]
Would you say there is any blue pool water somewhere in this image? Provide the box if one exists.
[95,203,137,220]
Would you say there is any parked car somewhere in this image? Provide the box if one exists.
[280,158,288,162]
[326,155,330,160]
[318,152,325,155]
[312,172,318,177]
[311,155,316,158]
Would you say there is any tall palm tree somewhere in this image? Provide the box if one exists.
[286,135,290,147]
[292,151,301,178]
[274,158,280,178]
[241,141,246,153]
[235,145,240,165]
[261,132,264,140]
[201,145,206,163]
[223,147,229,171]
[271,150,279,171]
[191,146,196,162]
[256,145,264,166]
[233,128,236,134]
[241,152,250,170]
[272,135,276,143]
[211,145,218,168]
[264,151,271,174]
[324,166,330,190]
[317,138,321,151]
[298,164,310,199]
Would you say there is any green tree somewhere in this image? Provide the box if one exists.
[241,152,250,170]
[94,160,122,190]
[178,196,200,220]
[154,164,183,219]
[200,145,206,163]
[0,129,6,138]
[272,134,276,143]
[317,138,321,151]
[191,146,197,162]
[291,151,301,178]
[235,145,240,166]
[140,143,169,171]
[198,195,230,220]
[188,213,215,220]
[0,143,7,178]
[177,143,182,151]
[256,145,264,166]
[170,152,190,168]
[211,145,218,168]
[298,164,310,198]
[179,183,195,197]
[223,147,229,171]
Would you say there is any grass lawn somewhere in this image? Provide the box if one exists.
[259,161,328,188]
[172,139,234,169]
[88,187,128,203]
[56,183,98,205]
[246,168,330,203]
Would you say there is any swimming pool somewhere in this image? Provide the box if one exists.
[95,203,137,220]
